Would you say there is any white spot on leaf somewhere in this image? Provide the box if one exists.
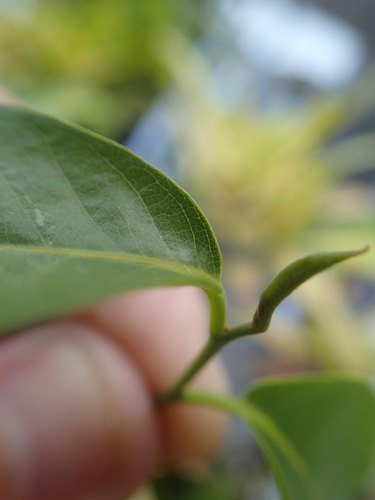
[35,208,45,227]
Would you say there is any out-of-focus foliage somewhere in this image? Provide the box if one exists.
[161,37,370,256]
[152,472,232,500]
[0,0,214,137]
[178,95,340,253]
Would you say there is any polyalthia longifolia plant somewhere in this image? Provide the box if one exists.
[0,104,374,500]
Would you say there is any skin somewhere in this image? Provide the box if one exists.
[0,287,228,500]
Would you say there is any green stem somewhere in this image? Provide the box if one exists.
[156,321,264,405]
[180,388,250,420]
[155,288,228,405]
[206,289,227,336]
[223,321,260,340]
[156,335,226,405]
[156,286,267,405]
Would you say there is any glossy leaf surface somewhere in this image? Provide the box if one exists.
[0,105,223,333]
[245,375,375,500]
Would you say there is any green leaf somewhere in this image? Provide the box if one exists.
[252,248,368,332]
[0,104,224,334]
[245,375,375,500]
[184,376,375,499]
[153,471,232,500]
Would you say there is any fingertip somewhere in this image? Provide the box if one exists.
[0,321,159,500]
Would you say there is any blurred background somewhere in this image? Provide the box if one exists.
[1,0,374,498]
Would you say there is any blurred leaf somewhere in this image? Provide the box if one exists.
[164,47,341,251]
[252,248,368,332]
[327,131,375,176]
[0,105,223,334]
[0,0,215,136]
[244,375,375,500]
[18,81,130,138]
[153,471,231,500]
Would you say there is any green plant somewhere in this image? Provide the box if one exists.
[0,0,214,138]
[0,104,374,500]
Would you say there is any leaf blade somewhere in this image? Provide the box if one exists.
[252,248,368,332]
[245,375,375,500]
[0,104,223,333]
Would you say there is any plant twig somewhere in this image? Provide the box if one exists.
[155,335,226,405]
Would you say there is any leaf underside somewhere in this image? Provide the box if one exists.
[245,375,375,500]
[0,104,223,333]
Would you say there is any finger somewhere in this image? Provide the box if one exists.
[0,86,18,104]
[79,286,229,468]
[0,321,159,500]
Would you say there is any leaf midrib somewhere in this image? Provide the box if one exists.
[0,244,222,291]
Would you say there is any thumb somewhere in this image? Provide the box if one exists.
[0,321,159,500]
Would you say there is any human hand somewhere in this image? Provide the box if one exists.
[0,287,228,500]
